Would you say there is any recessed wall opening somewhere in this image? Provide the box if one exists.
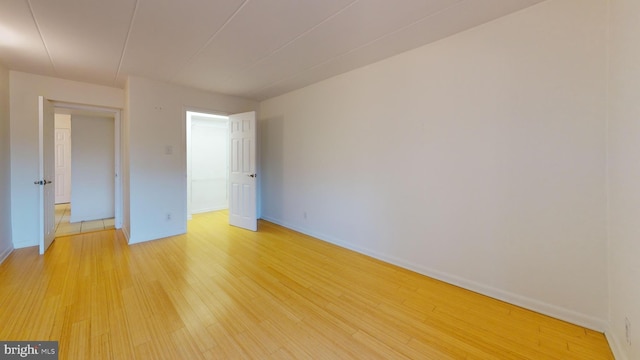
[186,110,230,220]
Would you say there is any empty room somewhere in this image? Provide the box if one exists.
[0,0,638,359]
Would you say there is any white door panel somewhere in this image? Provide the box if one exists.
[228,111,257,231]
[38,96,56,254]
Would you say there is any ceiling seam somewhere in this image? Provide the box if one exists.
[170,0,251,81]
[26,0,57,76]
[114,0,140,86]
[247,0,467,99]
[216,0,361,88]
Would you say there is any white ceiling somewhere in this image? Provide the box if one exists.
[0,0,545,101]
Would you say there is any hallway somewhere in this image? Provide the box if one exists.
[54,203,115,237]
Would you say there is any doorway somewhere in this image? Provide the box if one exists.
[182,109,257,233]
[51,105,122,237]
[186,110,229,220]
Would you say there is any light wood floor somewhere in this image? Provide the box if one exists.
[0,211,613,359]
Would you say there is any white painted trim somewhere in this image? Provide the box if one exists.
[192,205,228,214]
[128,237,144,245]
[114,110,122,229]
[182,107,189,227]
[122,226,130,244]
[128,228,184,245]
[0,245,13,264]
[606,329,627,360]
[261,215,608,332]
[11,241,34,249]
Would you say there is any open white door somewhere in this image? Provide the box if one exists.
[228,111,257,231]
[38,96,56,254]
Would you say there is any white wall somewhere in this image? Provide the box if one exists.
[190,116,229,214]
[0,63,13,263]
[9,71,124,248]
[259,0,608,330]
[607,0,640,358]
[125,76,256,244]
[70,115,115,222]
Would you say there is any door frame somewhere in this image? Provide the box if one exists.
[51,102,123,229]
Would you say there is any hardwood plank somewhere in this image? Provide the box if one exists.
[0,211,614,359]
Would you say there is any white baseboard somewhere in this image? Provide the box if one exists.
[192,206,227,214]
[127,227,186,245]
[606,329,627,360]
[12,241,37,249]
[122,226,130,243]
[0,244,13,264]
[261,215,607,332]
